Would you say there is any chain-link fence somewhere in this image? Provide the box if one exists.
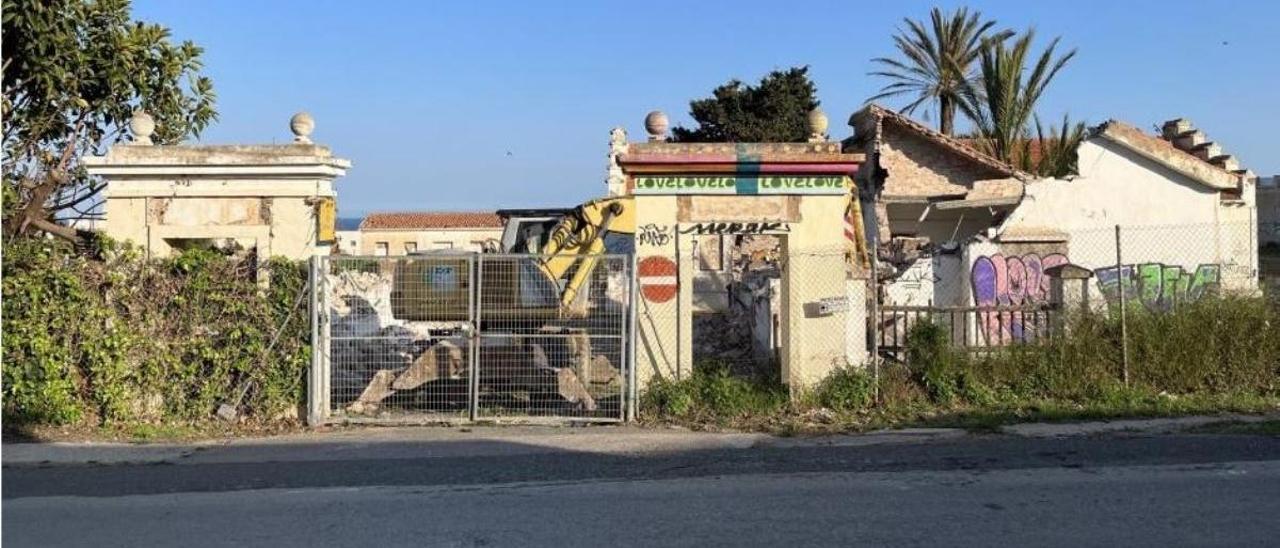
[309,253,632,424]
[871,219,1263,372]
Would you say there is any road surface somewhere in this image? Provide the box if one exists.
[4,427,1279,547]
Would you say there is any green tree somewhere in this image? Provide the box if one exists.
[671,66,818,143]
[867,7,1010,136]
[956,29,1077,169]
[2,0,216,241]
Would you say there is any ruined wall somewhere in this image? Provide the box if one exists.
[995,139,1257,297]
[878,127,1007,199]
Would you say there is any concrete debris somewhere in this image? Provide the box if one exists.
[215,403,238,422]
[692,235,781,374]
[393,340,465,391]
[589,355,619,384]
[556,367,597,411]
[353,369,399,408]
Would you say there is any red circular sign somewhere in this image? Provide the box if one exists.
[638,256,678,303]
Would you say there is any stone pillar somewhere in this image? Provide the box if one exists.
[617,110,867,391]
[83,112,351,261]
[1046,263,1095,313]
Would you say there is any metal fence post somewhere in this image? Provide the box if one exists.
[307,255,323,426]
[869,230,881,405]
[1115,225,1130,386]
[469,253,482,422]
[627,252,639,422]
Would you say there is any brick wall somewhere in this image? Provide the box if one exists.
[879,127,1006,198]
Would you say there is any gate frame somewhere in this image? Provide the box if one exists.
[308,252,634,426]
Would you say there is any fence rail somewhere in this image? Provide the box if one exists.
[877,303,1060,361]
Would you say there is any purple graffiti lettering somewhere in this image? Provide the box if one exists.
[971,252,1068,345]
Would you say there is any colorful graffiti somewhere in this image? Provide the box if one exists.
[1093,263,1220,310]
[971,253,1068,343]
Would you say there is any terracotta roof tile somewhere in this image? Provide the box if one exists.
[360,211,503,230]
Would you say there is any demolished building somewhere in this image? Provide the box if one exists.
[847,105,1258,346]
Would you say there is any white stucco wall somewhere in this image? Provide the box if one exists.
[979,138,1257,306]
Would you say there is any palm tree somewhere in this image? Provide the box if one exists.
[1019,114,1087,178]
[957,29,1078,166]
[868,7,1011,136]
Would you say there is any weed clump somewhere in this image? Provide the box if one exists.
[642,361,788,422]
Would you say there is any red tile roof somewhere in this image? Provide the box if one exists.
[360,211,503,230]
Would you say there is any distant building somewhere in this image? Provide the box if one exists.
[334,217,362,255]
[359,212,503,256]
[1259,176,1280,246]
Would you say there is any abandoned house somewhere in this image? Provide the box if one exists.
[846,105,1258,345]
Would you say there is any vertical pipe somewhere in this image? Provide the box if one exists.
[469,254,482,422]
[307,255,321,426]
[1116,225,1130,386]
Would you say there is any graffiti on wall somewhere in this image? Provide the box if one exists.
[971,253,1068,344]
[637,223,672,246]
[679,222,791,235]
[1094,263,1220,310]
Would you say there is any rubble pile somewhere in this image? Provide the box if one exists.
[693,236,782,374]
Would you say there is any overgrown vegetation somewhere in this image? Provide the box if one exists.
[2,238,309,429]
[641,361,788,424]
[643,297,1280,432]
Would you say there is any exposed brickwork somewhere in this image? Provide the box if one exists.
[879,126,1010,199]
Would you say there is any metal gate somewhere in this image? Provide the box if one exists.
[308,253,634,425]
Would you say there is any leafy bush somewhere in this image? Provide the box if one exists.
[814,366,876,411]
[905,321,966,403]
[2,238,310,427]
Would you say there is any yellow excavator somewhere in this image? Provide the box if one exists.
[390,196,635,325]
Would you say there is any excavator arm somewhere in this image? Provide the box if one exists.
[535,196,634,308]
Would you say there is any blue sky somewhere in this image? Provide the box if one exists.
[133,1,1279,217]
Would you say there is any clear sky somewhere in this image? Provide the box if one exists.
[132,0,1279,217]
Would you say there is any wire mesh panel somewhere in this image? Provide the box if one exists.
[315,252,632,424]
[322,255,476,422]
[475,254,630,421]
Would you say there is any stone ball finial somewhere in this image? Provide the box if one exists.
[807,108,829,142]
[290,111,315,144]
[645,110,669,142]
[130,110,155,145]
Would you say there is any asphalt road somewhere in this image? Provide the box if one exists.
[4,432,1279,547]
